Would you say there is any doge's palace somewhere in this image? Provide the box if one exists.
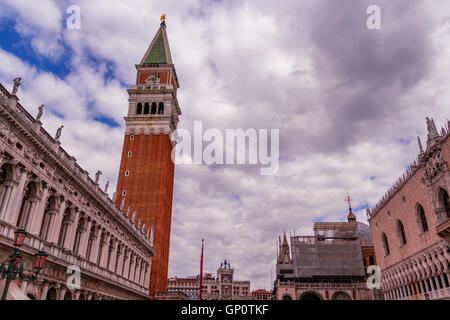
[0,79,155,300]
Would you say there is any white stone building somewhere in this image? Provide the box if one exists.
[167,260,251,300]
[0,79,155,300]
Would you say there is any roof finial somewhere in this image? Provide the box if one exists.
[160,13,166,27]
[345,193,353,212]
[345,193,356,222]
[417,136,424,153]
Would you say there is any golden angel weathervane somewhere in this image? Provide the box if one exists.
[161,13,166,22]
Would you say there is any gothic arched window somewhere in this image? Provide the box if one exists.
[416,204,428,233]
[382,232,390,256]
[144,102,150,115]
[397,220,407,246]
[438,188,450,219]
[136,103,143,115]
[151,102,157,114]
[158,102,164,114]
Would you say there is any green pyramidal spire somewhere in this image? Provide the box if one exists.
[143,29,168,64]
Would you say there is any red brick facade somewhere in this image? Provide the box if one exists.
[116,133,175,296]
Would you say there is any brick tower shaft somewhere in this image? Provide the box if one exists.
[116,19,181,297]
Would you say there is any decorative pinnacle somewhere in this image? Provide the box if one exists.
[161,13,166,22]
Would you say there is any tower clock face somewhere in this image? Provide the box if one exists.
[222,274,232,282]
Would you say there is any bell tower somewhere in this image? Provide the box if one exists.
[115,17,181,297]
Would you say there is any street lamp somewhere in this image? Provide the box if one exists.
[13,228,27,247]
[0,228,47,300]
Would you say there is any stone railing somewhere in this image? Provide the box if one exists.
[277,280,365,290]
[0,220,149,297]
[131,84,174,90]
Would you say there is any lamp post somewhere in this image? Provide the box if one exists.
[0,227,48,300]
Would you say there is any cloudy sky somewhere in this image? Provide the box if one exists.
[0,0,449,290]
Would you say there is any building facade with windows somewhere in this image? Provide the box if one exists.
[167,261,251,300]
[368,118,450,300]
[0,80,154,300]
[251,289,273,300]
[274,208,379,300]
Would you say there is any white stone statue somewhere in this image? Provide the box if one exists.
[104,181,109,193]
[55,125,64,141]
[127,206,131,217]
[112,192,117,202]
[138,219,141,229]
[142,223,146,233]
[12,77,21,95]
[95,170,102,184]
[36,105,44,121]
[132,211,136,223]
[120,197,125,211]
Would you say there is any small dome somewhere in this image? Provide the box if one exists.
[356,222,373,245]
[347,211,356,222]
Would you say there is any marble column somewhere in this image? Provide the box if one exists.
[116,245,124,275]
[66,209,80,251]
[99,233,111,268]
[4,168,27,224]
[89,227,101,264]
[108,240,118,272]
[40,282,49,300]
[59,287,67,300]
[0,184,13,220]
[79,218,92,258]
[49,198,67,244]
[122,250,130,278]
[30,184,49,236]
[128,253,135,280]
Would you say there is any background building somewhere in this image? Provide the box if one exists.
[167,260,251,300]
[0,80,154,300]
[251,289,273,300]
[368,118,450,300]
[115,19,181,297]
[274,207,378,300]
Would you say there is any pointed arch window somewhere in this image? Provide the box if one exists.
[136,103,143,115]
[416,204,428,233]
[438,188,450,220]
[397,220,407,246]
[382,232,390,256]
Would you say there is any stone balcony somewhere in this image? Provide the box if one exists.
[435,208,450,239]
